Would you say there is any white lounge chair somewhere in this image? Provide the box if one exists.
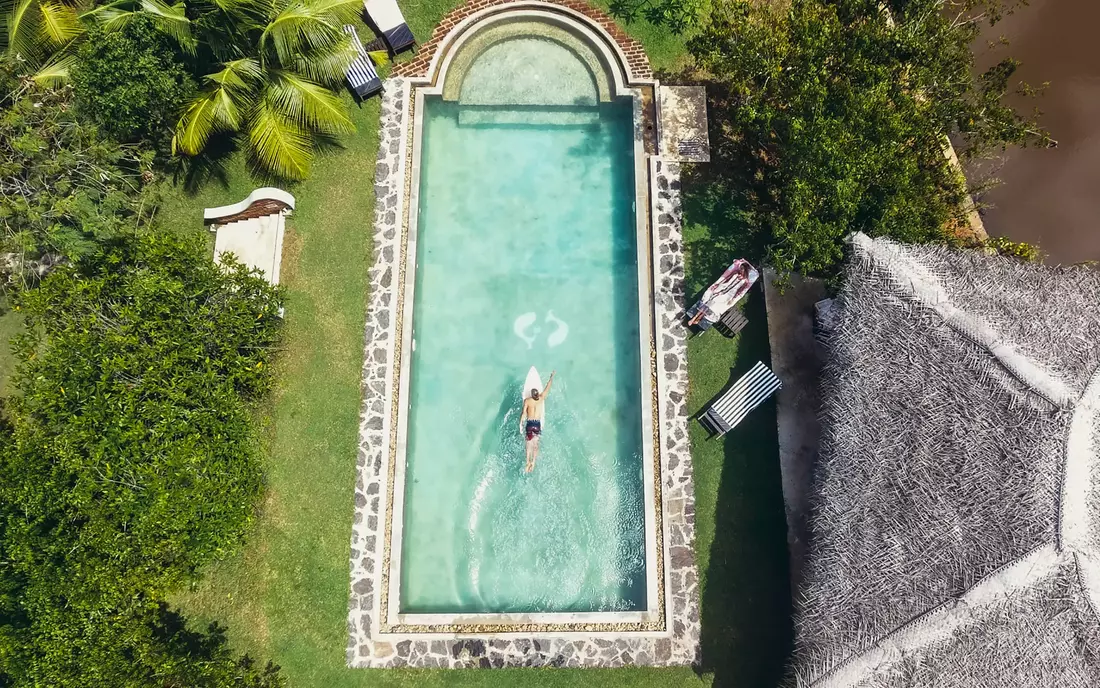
[343,25,384,100]
[699,361,781,436]
[363,0,415,54]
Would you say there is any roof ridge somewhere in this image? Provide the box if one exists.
[850,232,1074,409]
[1060,364,1100,626]
[810,543,1064,688]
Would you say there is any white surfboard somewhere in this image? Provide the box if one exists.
[523,366,545,428]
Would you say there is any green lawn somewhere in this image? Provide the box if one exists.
[0,310,25,397]
[156,4,789,687]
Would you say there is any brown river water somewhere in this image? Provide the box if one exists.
[968,0,1100,262]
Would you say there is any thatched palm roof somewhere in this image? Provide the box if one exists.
[791,233,1100,687]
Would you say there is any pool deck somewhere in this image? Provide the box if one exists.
[347,0,699,668]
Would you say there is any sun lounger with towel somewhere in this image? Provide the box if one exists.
[343,25,384,100]
[699,361,781,437]
[364,0,415,53]
[686,259,759,331]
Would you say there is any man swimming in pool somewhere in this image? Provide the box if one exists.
[520,370,555,473]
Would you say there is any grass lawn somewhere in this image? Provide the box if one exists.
[155,4,790,687]
[0,310,25,397]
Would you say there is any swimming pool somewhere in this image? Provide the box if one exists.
[349,3,701,667]
[398,96,645,614]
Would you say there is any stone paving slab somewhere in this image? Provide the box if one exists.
[659,86,710,162]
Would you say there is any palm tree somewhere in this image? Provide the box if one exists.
[3,0,372,179]
[172,0,371,180]
[1,0,83,85]
[2,0,199,84]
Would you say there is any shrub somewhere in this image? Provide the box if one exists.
[988,235,1043,262]
[0,85,157,298]
[72,15,196,144]
[0,231,284,685]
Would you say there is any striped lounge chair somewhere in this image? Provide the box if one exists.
[699,361,782,437]
[364,0,416,54]
[343,25,383,100]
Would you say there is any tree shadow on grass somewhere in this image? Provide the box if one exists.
[675,74,774,300]
[676,70,794,688]
[695,299,793,688]
[169,133,241,194]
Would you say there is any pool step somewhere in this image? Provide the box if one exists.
[458,106,599,127]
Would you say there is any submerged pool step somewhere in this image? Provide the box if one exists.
[458,106,600,127]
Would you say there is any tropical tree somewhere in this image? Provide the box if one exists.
[0,83,158,302]
[4,0,375,179]
[612,0,1051,276]
[0,230,285,685]
[172,0,370,180]
[0,0,83,85]
[1,0,200,87]
[71,13,196,143]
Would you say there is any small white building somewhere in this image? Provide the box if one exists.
[204,188,295,285]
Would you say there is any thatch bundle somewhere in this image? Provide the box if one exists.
[790,233,1100,687]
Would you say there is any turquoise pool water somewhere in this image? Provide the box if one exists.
[399,96,646,614]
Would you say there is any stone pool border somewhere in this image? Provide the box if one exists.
[348,1,697,669]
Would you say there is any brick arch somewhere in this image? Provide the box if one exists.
[391,0,653,82]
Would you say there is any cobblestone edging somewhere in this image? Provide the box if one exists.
[392,0,653,81]
[347,54,697,677]
[347,81,409,667]
[650,160,699,660]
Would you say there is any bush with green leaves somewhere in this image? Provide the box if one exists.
[615,0,1051,276]
[72,15,196,144]
[0,84,157,297]
[0,230,284,685]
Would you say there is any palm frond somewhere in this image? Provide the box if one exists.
[290,41,355,85]
[29,51,76,85]
[138,0,195,53]
[174,93,218,155]
[307,0,362,24]
[6,0,81,61]
[203,57,262,90]
[267,69,353,134]
[36,1,81,47]
[211,84,244,130]
[175,62,259,155]
[82,4,135,32]
[259,1,343,67]
[83,0,195,52]
[247,99,312,180]
[368,49,389,67]
[5,0,42,59]
[174,87,244,155]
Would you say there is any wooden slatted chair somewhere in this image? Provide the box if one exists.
[699,362,782,437]
[715,309,748,338]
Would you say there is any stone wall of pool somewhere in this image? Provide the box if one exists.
[347,0,699,668]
